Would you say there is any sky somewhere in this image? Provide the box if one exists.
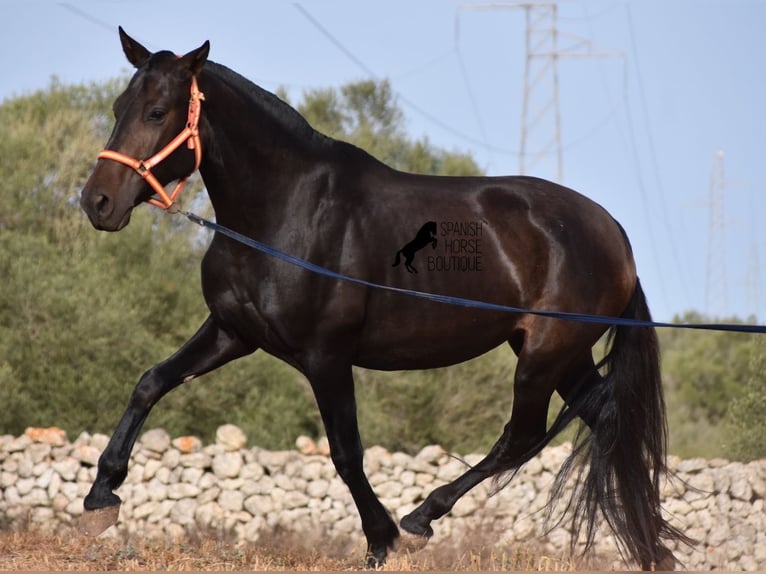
[2,0,764,323]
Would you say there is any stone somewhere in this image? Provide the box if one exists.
[73,445,100,467]
[52,459,80,481]
[399,470,416,487]
[300,461,323,482]
[5,435,32,453]
[216,424,247,451]
[257,450,294,470]
[677,457,708,473]
[333,514,358,534]
[239,516,265,542]
[143,459,163,481]
[28,443,52,464]
[148,500,175,523]
[730,474,753,501]
[295,435,316,455]
[90,433,110,451]
[140,429,171,454]
[747,465,766,498]
[375,481,402,499]
[146,478,167,501]
[16,477,35,496]
[167,483,201,500]
[688,471,715,494]
[284,490,310,509]
[133,501,157,520]
[245,494,274,516]
[415,445,444,464]
[195,501,224,527]
[181,467,204,486]
[25,427,68,446]
[180,452,212,469]
[170,498,197,526]
[161,448,181,469]
[539,445,570,472]
[316,436,331,456]
[172,436,202,454]
[306,479,329,499]
[415,472,434,487]
[35,468,54,490]
[198,486,221,505]
[212,452,243,479]
[219,489,244,512]
[240,462,265,482]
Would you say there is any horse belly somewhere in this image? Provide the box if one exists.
[354,305,515,371]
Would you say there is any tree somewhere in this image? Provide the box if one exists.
[723,337,766,460]
[658,312,764,459]
[0,76,484,451]
[292,79,482,176]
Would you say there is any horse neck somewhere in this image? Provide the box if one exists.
[197,68,322,225]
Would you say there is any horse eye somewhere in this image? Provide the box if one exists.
[147,108,166,122]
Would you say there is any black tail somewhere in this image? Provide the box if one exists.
[550,279,690,569]
[392,250,401,267]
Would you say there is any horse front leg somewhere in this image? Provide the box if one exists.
[306,361,399,567]
[79,315,253,536]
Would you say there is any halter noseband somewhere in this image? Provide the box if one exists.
[97,75,205,209]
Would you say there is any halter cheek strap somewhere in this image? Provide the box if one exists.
[97,76,205,209]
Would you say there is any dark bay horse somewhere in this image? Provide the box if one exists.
[79,29,687,569]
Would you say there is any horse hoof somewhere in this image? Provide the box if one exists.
[399,512,434,539]
[78,504,121,537]
[395,532,430,553]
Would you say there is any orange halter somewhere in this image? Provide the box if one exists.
[97,75,205,209]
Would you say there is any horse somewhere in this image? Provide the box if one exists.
[79,28,688,570]
[392,221,438,273]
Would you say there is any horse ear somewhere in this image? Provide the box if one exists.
[119,26,151,68]
[179,41,210,77]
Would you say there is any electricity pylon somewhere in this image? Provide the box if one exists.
[459,3,620,183]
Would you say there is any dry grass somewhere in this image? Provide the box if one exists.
[0,526,582,571]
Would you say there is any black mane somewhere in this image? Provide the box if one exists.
[204,61,325,146]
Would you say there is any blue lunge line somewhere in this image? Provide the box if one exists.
[184,211,766,334]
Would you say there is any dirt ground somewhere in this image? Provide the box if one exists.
[0,527,580,571]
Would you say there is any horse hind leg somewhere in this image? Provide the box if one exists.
[401,342,564,541]
[551,335,683,570]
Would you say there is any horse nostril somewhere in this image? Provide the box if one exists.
[95,193,111,216]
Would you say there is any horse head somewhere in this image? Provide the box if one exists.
[80,28,209,231]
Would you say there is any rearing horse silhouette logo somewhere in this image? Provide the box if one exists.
[392,221,438,273]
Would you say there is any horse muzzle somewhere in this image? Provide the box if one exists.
[80,183,136,232]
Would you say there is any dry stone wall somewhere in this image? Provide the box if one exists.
[1,425,764,570]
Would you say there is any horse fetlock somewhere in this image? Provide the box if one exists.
[83,487,121,511]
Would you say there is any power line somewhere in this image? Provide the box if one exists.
[453,20,491,156]
[459,2,622,183]
[58,2,115,35]
[625,5,690,302]
[294,2,522,156]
